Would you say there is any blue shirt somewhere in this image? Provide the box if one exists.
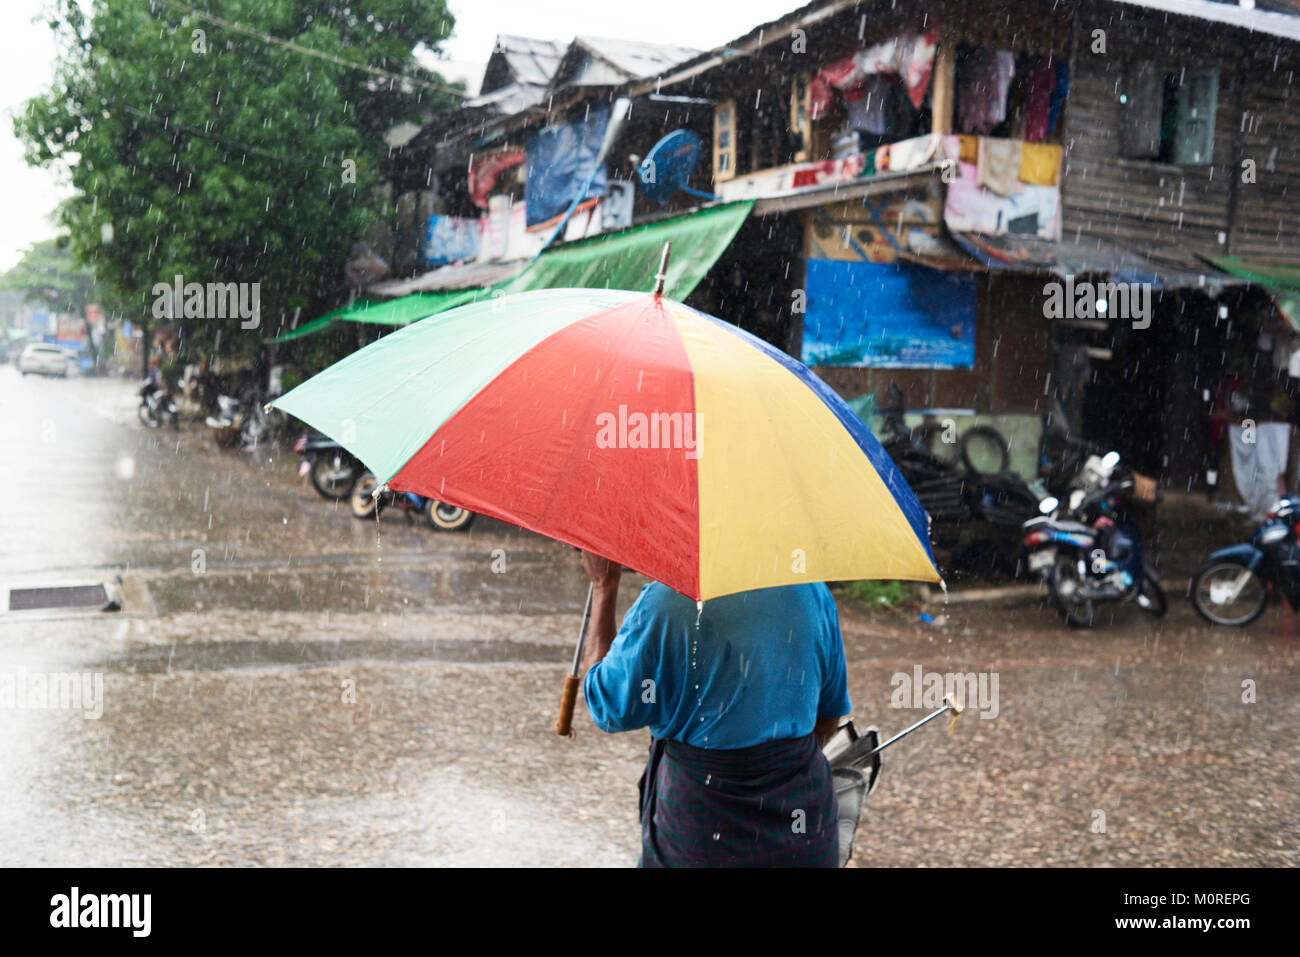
[583,582,852,749]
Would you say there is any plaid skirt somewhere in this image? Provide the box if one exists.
[638,733,839,868]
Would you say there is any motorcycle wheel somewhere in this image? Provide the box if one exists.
[349,471,381,520]
[960,425,1010,477]
[138,403,160,428]
[1191,562,1268,627]
[1050,556,1097,628]
[425,500,474,532]
[309,455,357,502]
[1135,572,1167,617]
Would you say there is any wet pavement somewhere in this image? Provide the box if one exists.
[2,368,1297,866]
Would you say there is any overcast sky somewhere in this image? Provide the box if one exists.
[0,0,797,272]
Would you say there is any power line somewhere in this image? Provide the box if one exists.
[160,0,467,98]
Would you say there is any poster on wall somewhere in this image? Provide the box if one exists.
[425,215,479,265]
[801,259,977,368]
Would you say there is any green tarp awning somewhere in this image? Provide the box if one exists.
[272,202,752,345]
[1201,254,1300,331]
[270,314,344,342]
[269,302,366,343]
[337,290,483,326]
[499,201,754,300]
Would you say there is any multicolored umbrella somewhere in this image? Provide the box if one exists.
[270,286,939,601]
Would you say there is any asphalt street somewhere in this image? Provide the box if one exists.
[2,368,1297,866]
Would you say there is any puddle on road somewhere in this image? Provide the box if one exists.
[86,636,567,675]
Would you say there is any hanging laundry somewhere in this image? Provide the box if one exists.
[958,47,1016,134]
[846,75,898,136]
[1023,58,1057,142]
[977,137,1022,196]
[991,51,1016,126]
[809,54,861,116]
[1048,60,1070,136]
[943,161,1004,233]
[888,133,942,172]
[812,28,940,119]
[894,27,941,109]
[1018,142,1063,186]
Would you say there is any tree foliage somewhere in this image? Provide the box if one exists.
[16,0,460,359]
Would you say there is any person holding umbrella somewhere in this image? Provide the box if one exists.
[578,551,851,868]
[269,250,941,867]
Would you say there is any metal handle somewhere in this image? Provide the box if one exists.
[555,583,594,736]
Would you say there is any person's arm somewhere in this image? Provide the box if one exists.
[814,716,841,749]
[580,551,622,672]
[816,586,853,749]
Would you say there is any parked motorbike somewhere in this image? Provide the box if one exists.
[137,379,178,430]
[1022,451,1166,627]
[205,391,282,449]
[1190,495,1300,626]
[348,470,475,532]
[294,434,363,502]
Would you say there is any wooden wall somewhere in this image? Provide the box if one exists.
[1064,1,1300,265]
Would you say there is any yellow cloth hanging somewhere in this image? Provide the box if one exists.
[1019,143,1063,186]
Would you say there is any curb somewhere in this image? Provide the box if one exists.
[920,577,1193,606]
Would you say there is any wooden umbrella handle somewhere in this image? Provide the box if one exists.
[556,675,581,736]
[555,582,594,737]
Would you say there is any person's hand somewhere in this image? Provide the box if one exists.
[580,550,621,590]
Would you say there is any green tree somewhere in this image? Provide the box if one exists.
[15,0,460,370]
[1,237,102,361]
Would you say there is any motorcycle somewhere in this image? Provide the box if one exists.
[138,379,178,430]
[348,470,475,532]
[1021,451,1166,628]
[294,434,363,502]
[1190,495,1300,626]
[205,391,282,449]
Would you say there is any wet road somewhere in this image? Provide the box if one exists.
[2,369,1297,866]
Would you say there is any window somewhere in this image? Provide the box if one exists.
[713,99,736,182]
[1119,62,1218,165]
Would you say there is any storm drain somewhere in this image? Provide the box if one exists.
[8,584,108,612]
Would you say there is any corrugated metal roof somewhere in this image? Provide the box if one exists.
[462,82,549,114]
[575,37,701,80]
[1111,0,1300,40]
[949,231,1242,291]
[487,35,566,89]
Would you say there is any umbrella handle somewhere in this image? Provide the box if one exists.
[555,582,594,737]
[555,675,581,737]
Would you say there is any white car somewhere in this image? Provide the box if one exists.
[18,343,70,377]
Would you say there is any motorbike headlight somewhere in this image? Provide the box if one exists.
[1038,496,1059,515]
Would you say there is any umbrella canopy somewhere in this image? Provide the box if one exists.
[271,288,939,601]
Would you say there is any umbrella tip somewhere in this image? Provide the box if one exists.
[652,241,672,298]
